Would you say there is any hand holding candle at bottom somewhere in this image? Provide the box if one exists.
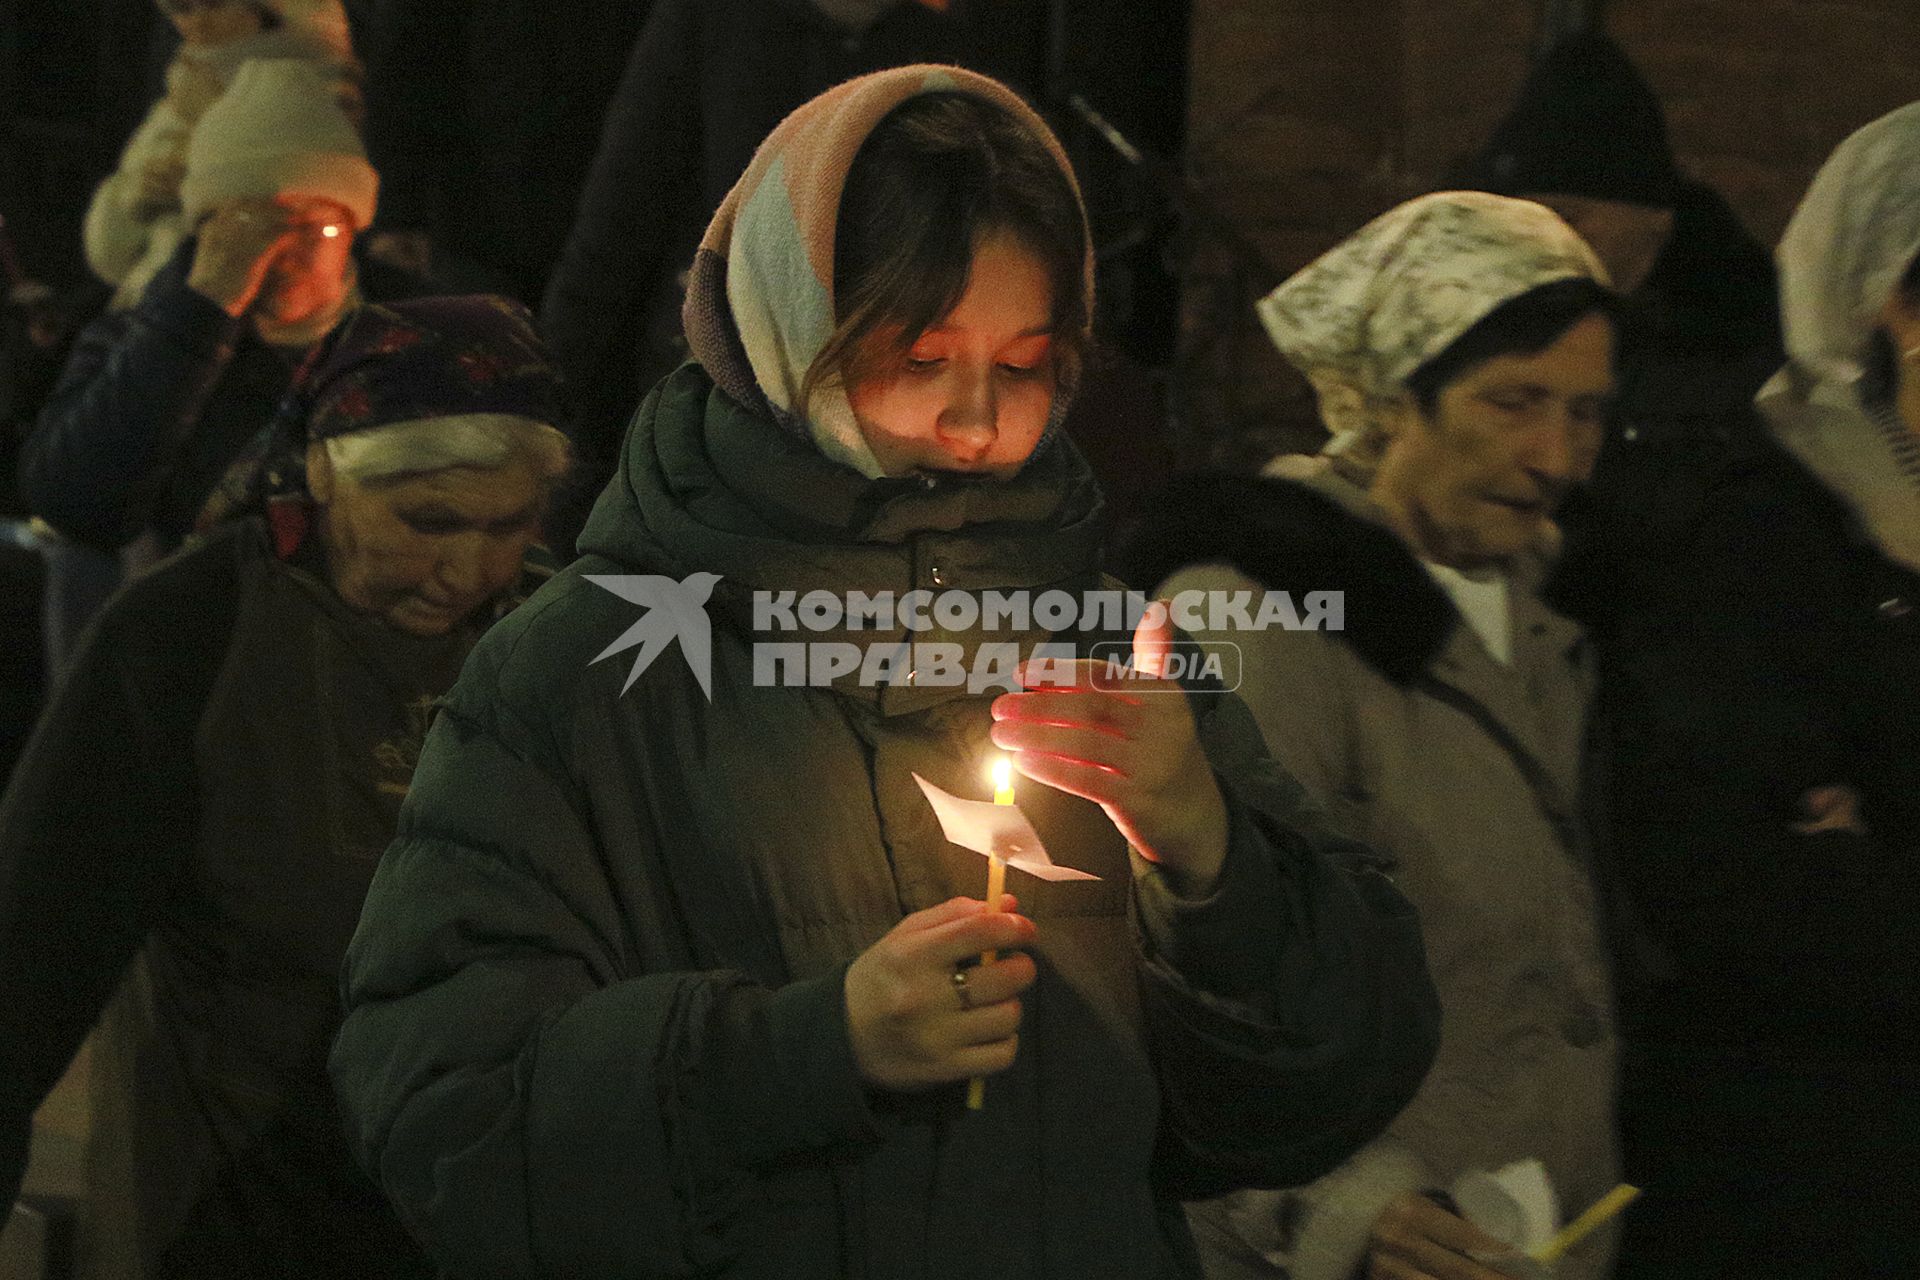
[906,765,1096,1110]
[915,606,1233,1110]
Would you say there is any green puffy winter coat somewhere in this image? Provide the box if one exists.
[329,364,1440,1278]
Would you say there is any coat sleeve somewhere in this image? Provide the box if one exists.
[0,573,206,1208]
[82,101,188,289]
[537,0,701,473]
[329,666,889,1278]
[1125,570,1437,1202]
[18,242,243,549]
[1146,574,1442,1275]
[1130,681,1439,1201]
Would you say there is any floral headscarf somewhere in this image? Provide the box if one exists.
[1257,191,1606,481]
[199,295,566,546]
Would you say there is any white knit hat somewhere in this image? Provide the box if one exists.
[179,58,378,228]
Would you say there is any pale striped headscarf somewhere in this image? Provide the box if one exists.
[681,64,1091,478]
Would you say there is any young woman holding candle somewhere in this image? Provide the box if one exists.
[328,66,1441,1278]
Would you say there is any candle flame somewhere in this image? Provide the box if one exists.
[991,757,1015,806]
[321,225,341,238]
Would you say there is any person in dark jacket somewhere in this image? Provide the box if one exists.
[537,0,1046,539]
[24,58,384,554]
[20,58,408,674]
[1467,30,1784,599]
[329,67,1440,1278]
[1562,102,1920,1279]
[0,295,570,1279]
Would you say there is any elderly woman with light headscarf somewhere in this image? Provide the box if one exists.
[0,295,567,1278]
[1564,103,1920,1280]
[1123,192,1625,1280]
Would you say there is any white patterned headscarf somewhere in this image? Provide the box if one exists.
[1755,102,1920,571]
[1257,191,1607,481]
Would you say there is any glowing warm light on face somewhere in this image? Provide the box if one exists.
[992,757,1015,806]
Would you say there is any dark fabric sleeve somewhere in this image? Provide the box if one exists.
[1131,692,1441,1200]
[330,678,887,1277]
[0,546,225,1205]
[537,0,702,476]
[18,242,242,549]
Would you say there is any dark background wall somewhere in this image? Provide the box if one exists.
[6,0,1918,463]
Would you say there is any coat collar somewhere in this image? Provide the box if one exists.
[1119,456,1583,677]
[1117,460,1458,684]
[579,364,1108,715]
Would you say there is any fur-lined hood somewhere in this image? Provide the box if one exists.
[1114,460,1460,685]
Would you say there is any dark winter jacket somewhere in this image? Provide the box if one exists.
[1555,411,1920,1277]
[537,0,1047,498]
[1552,416,1920,1053]
[328,361,1442,1279]
[0,517,511,1277]
[20,245,302,550]
[19,240,422,552]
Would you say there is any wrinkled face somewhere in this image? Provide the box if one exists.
[1525,192,1674,294]
[1376,312,1615,569]
[846,233,1057,479]
[257,196,357,329]
[1880,275,1920,438]
[311,450,546,636]
[162,0,264,46]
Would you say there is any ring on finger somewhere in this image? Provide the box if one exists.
[951,966,973,1011]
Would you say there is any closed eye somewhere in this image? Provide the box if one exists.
[1481,390,1542,413]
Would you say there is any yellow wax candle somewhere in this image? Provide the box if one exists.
[1532,1184,1640,1264]
[969,758,1015,1110]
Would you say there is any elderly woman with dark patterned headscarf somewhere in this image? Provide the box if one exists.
[0,295,567,1278]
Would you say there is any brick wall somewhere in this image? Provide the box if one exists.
[1180,0,1920,465]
